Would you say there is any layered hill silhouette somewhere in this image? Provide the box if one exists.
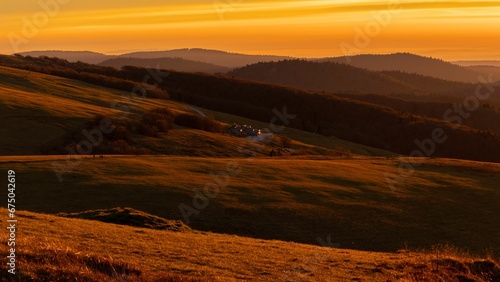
[227,59,482,97]
[335,93,500,134]
[3,54,500,162]
[19,48,291,68]
[466,65,500,82]
[0,58,381,157]
[115,48,291,68]
[98,57,230,74]
[454,60,500,67]
[18,50,112,64]
[227,59,421,95]
[20,49,500,83]
[319,53,484,83]
[2,51,500,281]
[380,70,476,97]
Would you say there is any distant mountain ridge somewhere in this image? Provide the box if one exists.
[2,54,500,163]
[227,59,483,98]
[98,57,230,74]
[453,60,500,67]
[465,65,500,82]
[227,59,422,95]
[18,50,112,64]
[116,48,292,68]
[19,48,291,72]
[319,53,484,83]
[16,49,499,82]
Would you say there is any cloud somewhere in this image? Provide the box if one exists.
[8,0,499,31]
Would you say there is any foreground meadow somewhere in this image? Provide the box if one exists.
[0,155,498,257]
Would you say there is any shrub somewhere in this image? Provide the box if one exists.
[108,125,130,141]
[334,147,352,157]
[279,136,293,148]
[156,120,171,132]
[110,140,133,154]
[137,108,174,137]
[150,107,175,116]
[136,108,174,136]
[174,114,224,133]
[137,124,159,137]
[110,140,147,155]
[202,116,225,133]
[174,114,202,129]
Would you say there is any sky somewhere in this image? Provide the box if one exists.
[2,0,500,60]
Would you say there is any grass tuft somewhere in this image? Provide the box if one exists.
[59,208,192,232]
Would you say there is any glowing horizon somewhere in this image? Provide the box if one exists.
[2,0,500,60]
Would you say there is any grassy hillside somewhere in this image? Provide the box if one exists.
[0,66,196,155]
[1,208,499,281]
[1,155,499,258]
[159,70,500,162]
[0,64,390,157]
[1,53,500,281]
[3,55,500,163]
[198,106,394,156]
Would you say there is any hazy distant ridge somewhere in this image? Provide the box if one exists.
[117,48,292,68]
[99,57,230,74]
[319,53,484,83]
[18,50,112,64]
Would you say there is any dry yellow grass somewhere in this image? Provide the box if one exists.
[0,66,192,119]
[0,156,498,258]
[0,65,391,157]
[1,62,499,281]
[0,66,206,155]
[199,107,395,157]
[0,209,498,281]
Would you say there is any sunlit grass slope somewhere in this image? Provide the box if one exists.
[199,107,395,157]
[0,66,193,155]
[0,209,498,281]
[0,65,393,157]
[0,156,498,257]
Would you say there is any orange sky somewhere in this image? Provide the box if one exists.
[2,0,500,60]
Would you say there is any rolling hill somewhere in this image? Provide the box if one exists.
[2,53,500,281]
[226,59,486,99]
[454,60,500,67]
[19,50,499,85]
[18,50,112,64]
[0,156,499,269]
[380,70,476,97]
[0,63,390,158]
[99,57,230,74]
[117,48,292,68]
[17,48,292,68]
[227,59,420,95]
[2,54,500,163]
[1,207,499,281]
[335,93,500,134]
[227,60,500,134]
[466,65,500,82]
[319,53,484,83]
